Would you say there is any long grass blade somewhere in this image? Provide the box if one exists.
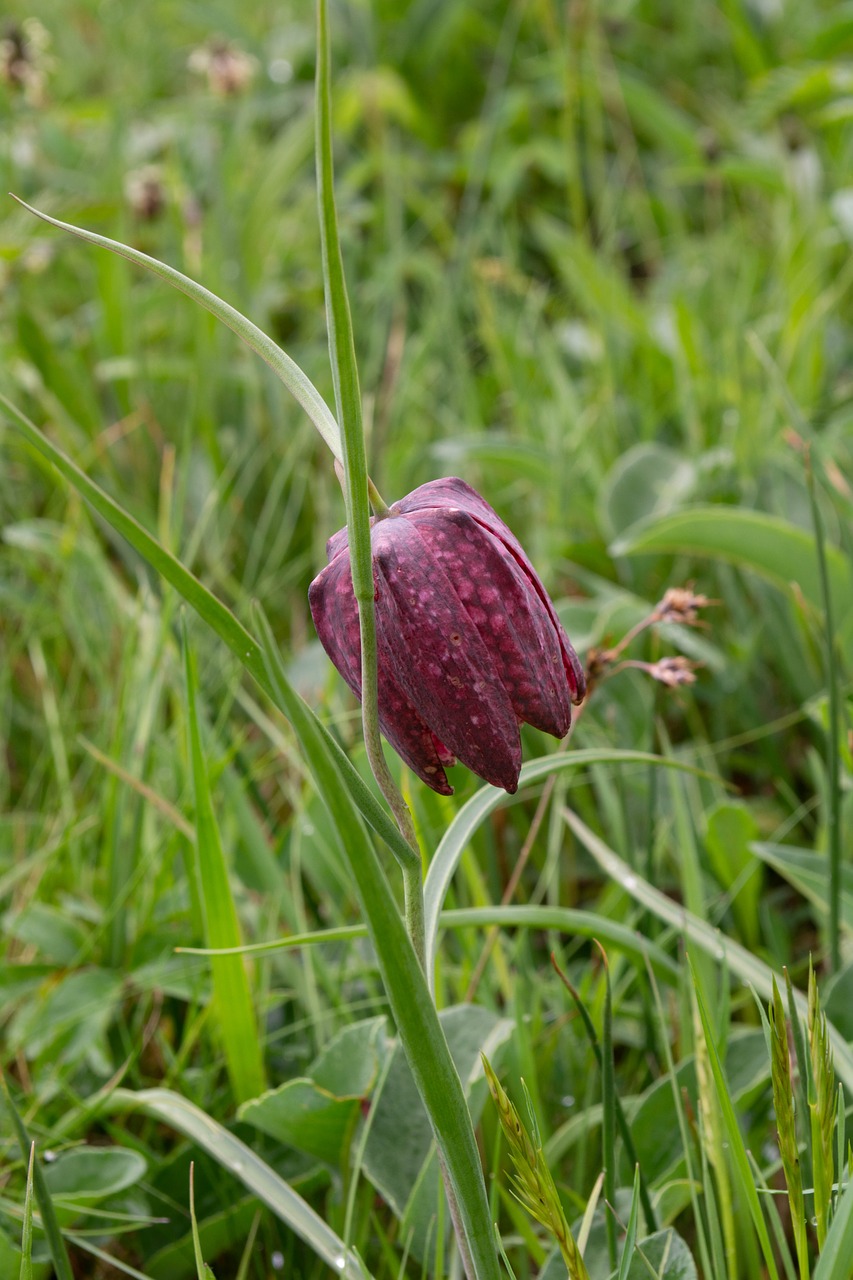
[1,1076,74,1280]
[550,956,658,1233]
[563,808,853,1093]
[19,1142,35,1280]
[690,959,780,1280]
[106,1087,368,1279]
[804,451,843,974]
[813,1170,853,1280]
[10,198,342,462]
[423,750,721,988]
[770,979,810,1280]
[600,945,618,1271]
[253,605,500,1280]
[616,1166,641,1280]
[0,393,412,870]
[183,627,265,1103]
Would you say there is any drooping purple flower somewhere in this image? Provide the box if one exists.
[309,477,586,795]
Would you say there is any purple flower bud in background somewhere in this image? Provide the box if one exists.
[309,478,586,795]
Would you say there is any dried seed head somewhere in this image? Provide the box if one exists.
[644,656,700,687]
[655,586,713,625]
[124,166,166,221]
[188,39,258,96]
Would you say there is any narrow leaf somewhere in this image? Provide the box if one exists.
[11,199,342,461]
[19,1143,35,1280]
[254,606,500,1280]
[424,750,721,989]
[0,394,412,870]
[813,1175,853,1280]
[184,628,265,1103]
[563,808,853,1095]
[1,1076,74,1280]
[106,1087,368,1279]
[690,961,780,1280]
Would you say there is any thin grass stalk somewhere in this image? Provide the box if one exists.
[690,961,781,1280]
[691,978,738,1275]
[616,1166,641,1280]
[254,608,500,1280]
[645,960,716,1280]
[748,336,845,973]
[19,1142,35,1280]
[12,197,343,461]
[834,1083,845,1217]
[550,955,657,1234]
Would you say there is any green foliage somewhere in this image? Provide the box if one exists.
[2,0,853,1276]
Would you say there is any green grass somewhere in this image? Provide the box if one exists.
[1,1,852,1278]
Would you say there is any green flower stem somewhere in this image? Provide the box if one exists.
[314,0,423,952]
[368,477,391,516]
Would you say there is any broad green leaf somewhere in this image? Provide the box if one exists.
[240,1081,363,1168]
[705,803,762,949]
[362,1006,512,1266]
[424,750,719,990]
[611,507,851,622]
[43,1147,147,1201]
[597,443,696,541]
[618,73,703,160]
[106,1088,369,1279]
[3,902,88,966]
[184,633,265,1104]
[563,808,853,1094]
[825,962,853,1039]
[5,968,121,1068]
[310,1016,387,1096]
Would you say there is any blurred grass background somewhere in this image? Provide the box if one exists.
[1,1,852,1276]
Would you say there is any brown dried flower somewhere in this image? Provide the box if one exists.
[188,39,258,97]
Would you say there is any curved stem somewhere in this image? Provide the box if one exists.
[368,477,391,516]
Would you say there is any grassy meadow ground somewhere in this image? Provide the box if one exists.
[1,1,852,1277]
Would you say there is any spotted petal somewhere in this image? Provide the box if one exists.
[407,506,573,737]
[372,516,522,792]
[308,553,454,794]
[396,477,586,701]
